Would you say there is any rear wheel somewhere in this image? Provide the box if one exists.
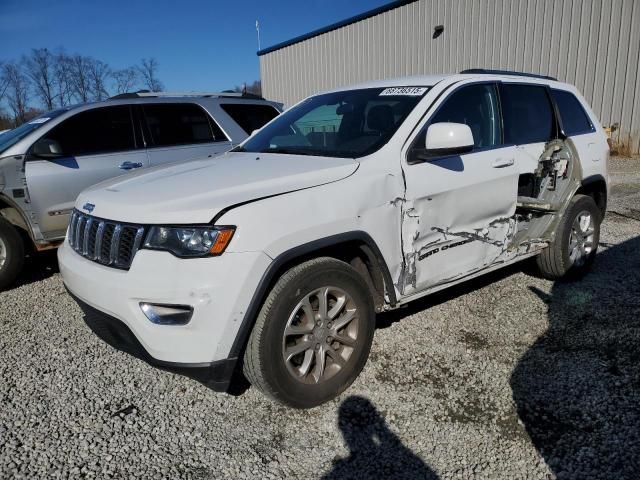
[243,257,376,408]
[0,217,25,290]
[536,194,601,279]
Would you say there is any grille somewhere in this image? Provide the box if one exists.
[68,210,145,270]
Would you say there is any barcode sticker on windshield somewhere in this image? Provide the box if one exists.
[28,117,50,124]
[379,87,428,96]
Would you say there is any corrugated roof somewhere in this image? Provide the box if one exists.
[257,0,419,56]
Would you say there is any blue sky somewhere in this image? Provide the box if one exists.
[1,0,389,92]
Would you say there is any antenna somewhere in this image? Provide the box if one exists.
[256,20,261,51]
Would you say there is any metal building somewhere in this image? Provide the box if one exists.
[258,0,640,152]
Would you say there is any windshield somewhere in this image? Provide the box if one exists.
[237,87,429,158]
[0,109,69,155]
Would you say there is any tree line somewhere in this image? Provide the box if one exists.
[0,48,164,128]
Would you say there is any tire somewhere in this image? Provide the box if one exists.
[243,257,376,408]
[0,217,25,290]
[536,194,601,280]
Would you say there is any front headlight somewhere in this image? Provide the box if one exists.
[143,226,235,257]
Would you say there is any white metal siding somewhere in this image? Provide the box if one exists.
[260,0,640,152]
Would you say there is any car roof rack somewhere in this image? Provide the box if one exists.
[109,90,264,100]
[460,69,557,81]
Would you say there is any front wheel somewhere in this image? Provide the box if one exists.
[0,217,25,290]
[536,194,601,279]
[243,257,376,408]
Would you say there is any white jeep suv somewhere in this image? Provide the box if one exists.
[59,70,609,408]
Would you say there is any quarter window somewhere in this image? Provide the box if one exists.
[143,103,227,147]
[552,89,593,136]
[220,103,280,134]
[501,84,556,144]
[40,106,136,156]
[429,83,502,149]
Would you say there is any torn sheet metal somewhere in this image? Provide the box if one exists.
[399,136,523,295]
[397,196,518,295]
[513,138,583,246]
[397,137,584,297]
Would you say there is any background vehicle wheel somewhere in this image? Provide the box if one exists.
[0,217,25,290]
[536,194,601,280]
[243,257,376,408]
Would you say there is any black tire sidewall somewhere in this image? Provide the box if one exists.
[558,195,601,276]
[260,263,375,408]
[0,218,25,290]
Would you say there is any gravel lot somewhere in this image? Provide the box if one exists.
[1,157,639,479]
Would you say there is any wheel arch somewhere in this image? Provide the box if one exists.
[576,174,607,218]
[228,231,396,359]
[0,194,35,247]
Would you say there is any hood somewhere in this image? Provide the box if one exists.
[76,152,359,224]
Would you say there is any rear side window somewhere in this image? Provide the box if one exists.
[430,83,502,149]
[501,84,556,145]
[552,89,594,136]
[41,106,135,156]
[143,103,227,147]
[220,103,280,134]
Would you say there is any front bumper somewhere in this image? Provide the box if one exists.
[71,291,236,392]
[58,240,272,365]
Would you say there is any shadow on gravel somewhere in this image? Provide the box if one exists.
[511,237,640,479]
[323,395,438,480]
[376,262,524,329]
[4,249,59,291]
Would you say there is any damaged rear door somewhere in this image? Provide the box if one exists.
[400,82,519,294]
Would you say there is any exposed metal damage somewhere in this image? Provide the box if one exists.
[396,137,584,298]
[511,138,583,247]
[1,155,39,243]
[431,217,515,248]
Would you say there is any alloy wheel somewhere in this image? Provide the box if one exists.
[568,210,595,267]
[0,236,6,270]
[282,286,359,384]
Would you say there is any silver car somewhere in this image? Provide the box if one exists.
[0,92,282,289]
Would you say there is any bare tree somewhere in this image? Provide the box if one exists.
[138,58,163,92]
[1,48,167,110]
[53,51,74,107]
[1,62,30,124]
[23,48,56,110]
[88,58,111,100]
[247,80,262,95]
[69,55,92,103]
[0,110,12,131]
[0,61,8,105]
[112,67,139,94]
[232,80,262,96]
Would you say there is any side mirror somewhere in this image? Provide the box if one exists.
[424,122,474,156]
[31,138,64,159]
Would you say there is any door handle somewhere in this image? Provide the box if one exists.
[119,161,143,170]
[492,158,515,168]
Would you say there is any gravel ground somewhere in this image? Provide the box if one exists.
[1,157,639,479]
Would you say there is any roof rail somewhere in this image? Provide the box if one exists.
[109,90,264,100]
[460,69,557,81]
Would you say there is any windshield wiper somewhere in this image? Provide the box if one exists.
[259,147,313,155]
[258,146,361,159]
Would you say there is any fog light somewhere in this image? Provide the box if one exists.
[140,303,193,325]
